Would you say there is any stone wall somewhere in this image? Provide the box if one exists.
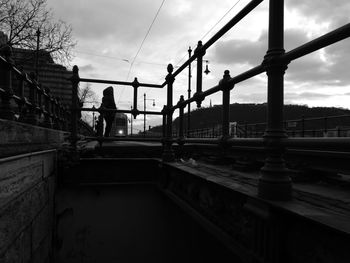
[0,150,56,262]
[161,162,350,263]
[0,119,67,158]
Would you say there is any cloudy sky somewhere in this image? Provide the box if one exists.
[46,0,350,131]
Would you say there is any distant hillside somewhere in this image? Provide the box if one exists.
[150,103,350,132]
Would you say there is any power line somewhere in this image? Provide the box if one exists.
[76,50,170,67]
[175,0,242,67]
[125,0,167,81]
[200,0,242,40]
[119,0,166,104]
[75,50,130,62]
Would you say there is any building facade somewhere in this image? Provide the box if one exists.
[11,48,72,107]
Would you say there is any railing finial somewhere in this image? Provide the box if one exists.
[167,63,173,74]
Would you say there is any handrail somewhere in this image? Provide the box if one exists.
[79,77,162,88]
[282,23,350,62]
[80,107,163,115]
[161,0,264,87]
[172,64,265,111]
[2,0,350,201]
[0,52,70,130]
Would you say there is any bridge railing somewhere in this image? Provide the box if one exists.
[159,0,350,201]
[0,46,70,130]
[69,66,165,144]
[66,0,350,201]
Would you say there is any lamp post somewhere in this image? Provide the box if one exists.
[130,105,133,136]
[143,93,155,136]
[204,60,210,75]
[187,46,192,137]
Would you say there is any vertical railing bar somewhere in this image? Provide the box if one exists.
[258,0,292,201]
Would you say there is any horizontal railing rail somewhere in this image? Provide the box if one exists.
[67,0,350,201]
[161,0,264,87]
[0,52,70,131]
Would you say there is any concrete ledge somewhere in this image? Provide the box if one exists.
[0,118,68,158]
[161,161,350,262]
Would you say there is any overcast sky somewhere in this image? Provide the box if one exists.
[47,0,350,131]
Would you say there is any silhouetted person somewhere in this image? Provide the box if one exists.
[100,86,116,137]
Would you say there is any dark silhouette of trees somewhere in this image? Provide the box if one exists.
[148,104,350,133]
[0,0,76,65]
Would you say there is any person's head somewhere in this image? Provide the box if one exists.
[103,86,114,97]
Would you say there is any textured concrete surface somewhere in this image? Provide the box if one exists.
[0,150,56,262]
[0,118,67,158]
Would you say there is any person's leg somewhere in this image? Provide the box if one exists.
[104,115,114,137]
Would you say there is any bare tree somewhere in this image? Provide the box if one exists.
[0,0,76,65]
[78,83,98,106]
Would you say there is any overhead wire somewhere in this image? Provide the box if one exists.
[118,0,166,104]
[76,50,171,67]
[125,0,167,81]
[174,0,242,68]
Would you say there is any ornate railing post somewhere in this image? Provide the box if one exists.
[37,84,43,125]
[258,0,292,201]
[17,68,27,121]
[43,87,52,128]
[177,95,185,145]
[220,70,234,140]
[162,64,175,162]
[0,42,15,120]
[161,105,167,146]
[55,98,62,130]
[25,73,38,125]
[70,65,80,149]
[132,77,140,119]
[187,46,192,136]
[193,41,205,108]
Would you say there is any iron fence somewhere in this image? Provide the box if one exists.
[1,0,350,201]
[0,50,70,130]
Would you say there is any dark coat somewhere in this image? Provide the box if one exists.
[101,86,116,121]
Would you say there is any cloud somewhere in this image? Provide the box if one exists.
[214,26,350,88]
[79,64,95,72]
[285,92,333,100]
[285,0,350,28]
[44,0,350,113]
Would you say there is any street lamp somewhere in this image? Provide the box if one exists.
[204,60,210,75]
[130,105,133,136]
[143,93,155,135]
[187,46,192,137]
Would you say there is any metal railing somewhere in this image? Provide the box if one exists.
[68,0,350,201]
[0,46,70,130]
[2,0,350,201]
